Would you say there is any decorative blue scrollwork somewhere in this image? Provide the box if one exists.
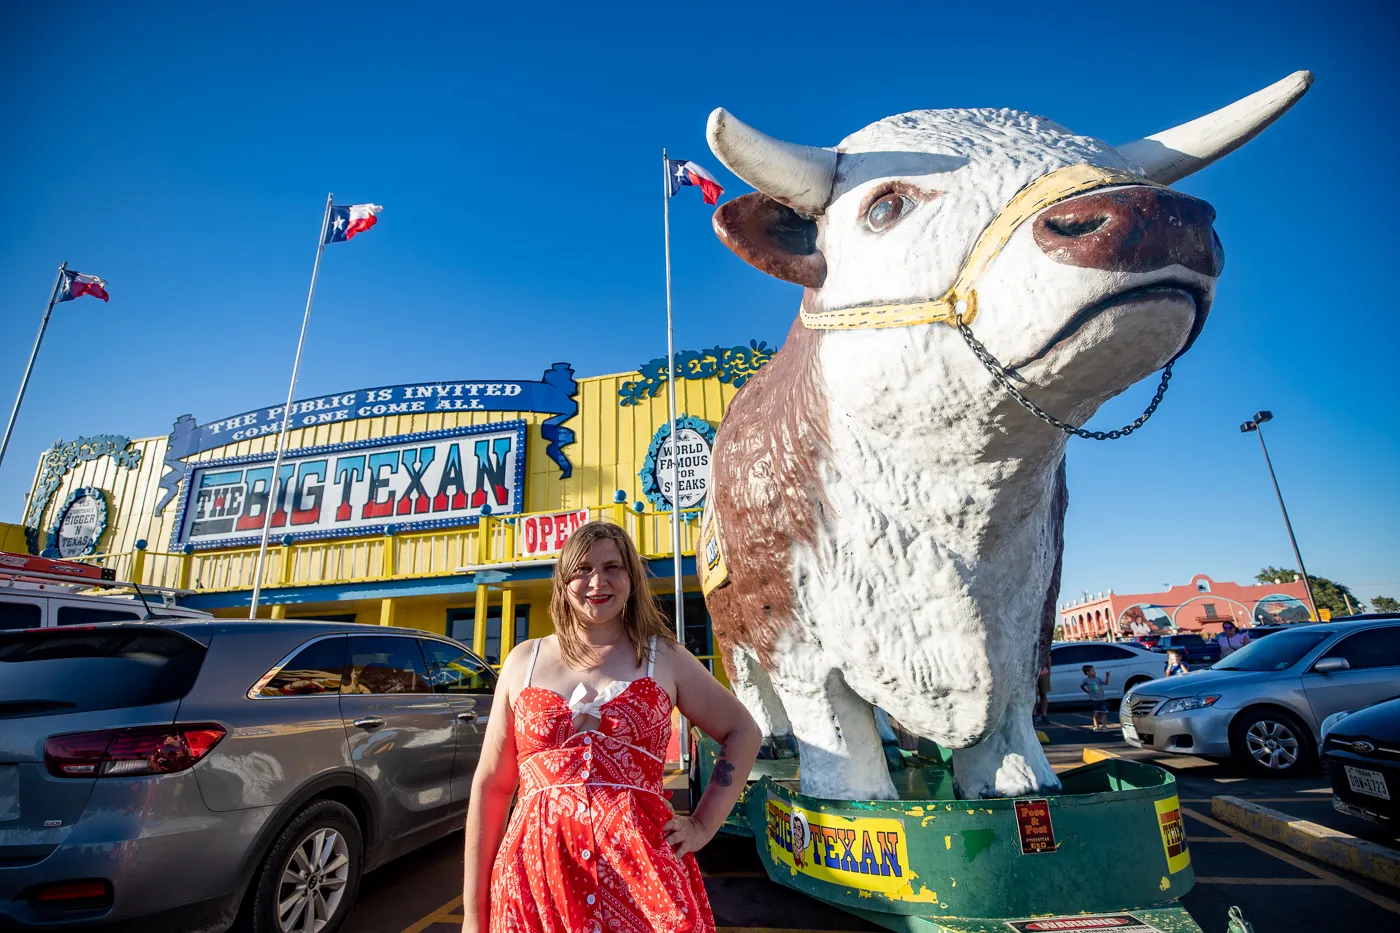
[638,415,717,512]
[24,435,141,553]
[618,340,777,407]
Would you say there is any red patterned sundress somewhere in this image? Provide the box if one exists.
[489,638,715,933]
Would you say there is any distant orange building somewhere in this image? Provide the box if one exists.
[1059,574,1315,641]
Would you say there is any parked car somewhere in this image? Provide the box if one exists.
[1235,622,1298,640]
[0,620,495,932]
[1321,697,1400,834]
[1147,633,1222,666]
[1134,634,1163,650]
[0,580,212,629]
[1046,641,1173,704]
[1120,616,1400,776]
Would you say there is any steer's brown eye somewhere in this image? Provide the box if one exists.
[866,194,911,232]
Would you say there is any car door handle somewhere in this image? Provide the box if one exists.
[353,717,385,730]
[457,711,478,724]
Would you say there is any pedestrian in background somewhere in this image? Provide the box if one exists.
[1034,662,1051,726]
[1165,649,1190,677]
[1080,664,1111,731]
[1217,620,1251,658]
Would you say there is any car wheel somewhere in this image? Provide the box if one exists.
[249,800,363,933]
[1123,676,1152,696]
[1231,710,1313,776]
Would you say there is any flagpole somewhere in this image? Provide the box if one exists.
[663,149,689,769]
[0,262,68,473]
[249,194,334,618]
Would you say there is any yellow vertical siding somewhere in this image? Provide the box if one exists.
[20,367,744,640]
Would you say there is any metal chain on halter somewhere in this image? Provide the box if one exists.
[955,321,1173,441]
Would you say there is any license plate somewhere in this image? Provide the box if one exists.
[1345,765,1390,800]
[1121,722,1139,742]
[0,765,18,822]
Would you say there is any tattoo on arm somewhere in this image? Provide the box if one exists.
[713,742,735,787]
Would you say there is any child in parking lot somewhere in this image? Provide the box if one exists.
[1080,664,1111,731]
[1165,649,1190,677]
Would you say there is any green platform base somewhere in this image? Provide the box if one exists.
[690,731,1203,932]
[838,902,1204,933]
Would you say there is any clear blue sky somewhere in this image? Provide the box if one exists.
[2,1,1396,604]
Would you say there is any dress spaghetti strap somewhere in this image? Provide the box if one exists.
[523,638,542,687]
[646,635,657,678]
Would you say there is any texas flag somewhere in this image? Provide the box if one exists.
[325,203,383,243]
[667,160,724,205]
[57,270,109,303]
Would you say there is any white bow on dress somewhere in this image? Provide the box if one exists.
[567,680,631,720]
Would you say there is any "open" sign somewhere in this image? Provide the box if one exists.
[518,510,590,558]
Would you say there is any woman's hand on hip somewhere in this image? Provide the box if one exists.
[661,814,714,858]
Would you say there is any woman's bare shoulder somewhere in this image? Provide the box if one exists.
[651,635,707,683]
[498,638,543,699]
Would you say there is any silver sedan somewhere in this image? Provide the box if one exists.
[1119,618,1400,776]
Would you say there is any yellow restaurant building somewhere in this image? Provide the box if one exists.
[11,343,778,681]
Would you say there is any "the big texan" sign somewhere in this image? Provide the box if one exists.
[172,423,526,550]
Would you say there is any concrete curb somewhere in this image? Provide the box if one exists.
[1211,795,1400,889]
[1082,747,1119,764]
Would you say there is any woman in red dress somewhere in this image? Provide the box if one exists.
[462,521,761,933]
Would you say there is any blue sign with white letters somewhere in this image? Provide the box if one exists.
[155,363,577,516]
[171,422,527,550]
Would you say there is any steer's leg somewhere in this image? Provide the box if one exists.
[773,669,897,800]
[949,683,1060,799]
[729,646,796,758]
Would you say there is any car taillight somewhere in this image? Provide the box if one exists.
[29,879,112,908]
[44,724,226,778]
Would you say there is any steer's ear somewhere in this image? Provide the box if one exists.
[712,193,826,288]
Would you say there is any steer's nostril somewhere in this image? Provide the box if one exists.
[1045,214,1110,238]
[1033,186,1222,277]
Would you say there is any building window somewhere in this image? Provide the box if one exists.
[1203,603,1219,620]
[1196,579,1211,592]
[447,604,530,665]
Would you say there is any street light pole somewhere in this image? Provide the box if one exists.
[1240,411,1319,618]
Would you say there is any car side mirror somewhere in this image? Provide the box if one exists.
[1313,657,1350,674]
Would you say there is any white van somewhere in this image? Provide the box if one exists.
[0,579,212,630]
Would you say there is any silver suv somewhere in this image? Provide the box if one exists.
[0,620,495,932]
[1120,617,1400,776]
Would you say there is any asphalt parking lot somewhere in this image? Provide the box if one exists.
[344,707,1400,933]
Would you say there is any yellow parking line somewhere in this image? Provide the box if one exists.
[1194,876,1330,885]
[1182,796,1326,803]
[397,896,463,933]
[1180,807,1400,916]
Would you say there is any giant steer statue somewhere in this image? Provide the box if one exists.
[697,73,1311,801]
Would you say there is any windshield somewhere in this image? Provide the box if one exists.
[1212,630,1331,672]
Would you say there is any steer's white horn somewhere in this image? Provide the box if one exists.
[707,108,837,216]
[1118,70,1313,185]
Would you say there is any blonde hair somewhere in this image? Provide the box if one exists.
[549,521,677,669]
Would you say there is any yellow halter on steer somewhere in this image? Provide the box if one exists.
[798,163,1163,332]
[798,162,1184,442]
